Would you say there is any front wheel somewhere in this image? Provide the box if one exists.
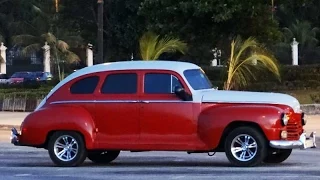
[224,126,268,167]
[48,131,87,167]
[87,150,120,164]
[263,149,292,163]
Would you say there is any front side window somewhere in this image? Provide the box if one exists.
[70,76,100,94]
[183,69,213,90]
[101,73,137,94]
[144,73,183,94]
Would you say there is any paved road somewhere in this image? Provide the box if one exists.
[1,143,320,180]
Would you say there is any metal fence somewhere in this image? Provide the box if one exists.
[0,95,43,112]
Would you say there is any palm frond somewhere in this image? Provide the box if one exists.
[234,36,259,66]
[21,43,42,57]
[139,31,158,60]
[153,36,187,60]
[42,33,57,45]
[64,51,80,64]
[12,34,39,46]
[224,36,280,90]
[57,40,69,52]
[139,31,187,60]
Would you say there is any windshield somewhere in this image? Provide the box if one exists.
[183,69,213,90]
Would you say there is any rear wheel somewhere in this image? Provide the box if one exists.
[87,150,120,164]
[263,149,292,163]
[224,126,268,167]
[48,131,87,167]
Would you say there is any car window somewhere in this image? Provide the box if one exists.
[144,73,183,94]
[11,72,30,78]
[183,69,213,90]
[70,76,100,94]
[101,73,137,94]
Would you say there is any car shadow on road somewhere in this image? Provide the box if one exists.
[4,160,300,168]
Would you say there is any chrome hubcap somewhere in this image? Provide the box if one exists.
[231,134,258,162]
[54,135,79,162]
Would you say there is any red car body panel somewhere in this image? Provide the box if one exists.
[16,67,305,152]
[20,105,97,149]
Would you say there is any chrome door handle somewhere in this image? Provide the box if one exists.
[141,101,149,103]
[128,100,139,103]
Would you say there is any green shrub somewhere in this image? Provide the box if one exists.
[201,64,320,91]
[310,93,320,103]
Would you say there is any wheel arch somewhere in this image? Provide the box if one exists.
[43,130,87,149]
[216,121,268,151]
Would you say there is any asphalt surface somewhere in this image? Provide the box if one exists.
[1,143,320,180]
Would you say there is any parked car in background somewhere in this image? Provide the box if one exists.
[8,72,32,84]
[33,71,53,81]
[0,73,9,84]
[23,71,53,84]
[10,61,316,167]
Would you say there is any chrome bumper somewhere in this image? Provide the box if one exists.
[10,127,21,146]
[269,132,316,149]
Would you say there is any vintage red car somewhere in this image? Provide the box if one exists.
[11,61,316,167]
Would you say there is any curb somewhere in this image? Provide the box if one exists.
[0,125,20,131]
[301,104,320,115]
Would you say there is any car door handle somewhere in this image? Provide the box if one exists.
[128,100,139,103]
[141,101,149,103]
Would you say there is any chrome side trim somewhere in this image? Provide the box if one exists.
[50,100,138,104]
[269,132,316,150]
[50,100,192,104]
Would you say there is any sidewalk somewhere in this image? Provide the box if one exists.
[0,112,30,127]
[0,112,319,131]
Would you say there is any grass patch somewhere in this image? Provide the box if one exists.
[280,90,319,104]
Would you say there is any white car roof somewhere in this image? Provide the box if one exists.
[80,60,200,74]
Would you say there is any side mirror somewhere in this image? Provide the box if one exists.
[174,86,192,101]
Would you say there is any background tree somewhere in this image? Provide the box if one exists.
[273,20,320,64]
[11,0,83,80]
[224,36,281,90]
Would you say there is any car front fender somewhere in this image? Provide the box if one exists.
[197,104,284,149]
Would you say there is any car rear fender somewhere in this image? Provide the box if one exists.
[20,105,96,149]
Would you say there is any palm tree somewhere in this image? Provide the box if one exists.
[11,1,83,81]
[139,31,187,60]
[13,30,82,81]
[224,36,281,90]
[274,20,320,64]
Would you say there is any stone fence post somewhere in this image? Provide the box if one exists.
[291,38,299,65]
[0,42,7,74]
[86,43,93,66]
[42,42,51,73]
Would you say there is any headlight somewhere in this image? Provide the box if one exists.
[281,113,289,126]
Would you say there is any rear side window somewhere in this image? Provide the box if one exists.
[101,73,137,94]
[70,76,100,94]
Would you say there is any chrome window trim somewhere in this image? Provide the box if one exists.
[50,100,192,105]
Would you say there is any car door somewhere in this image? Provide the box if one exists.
[139,70,197,150]
[94,71,141,149]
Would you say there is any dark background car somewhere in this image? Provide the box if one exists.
[0,73,9,84]
[33,71,53,82]
[8,72,31,84]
